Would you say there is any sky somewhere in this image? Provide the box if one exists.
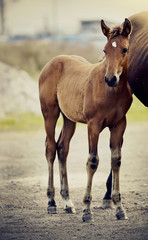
[5,0,148,35]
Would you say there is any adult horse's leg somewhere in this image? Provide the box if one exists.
[101,170,115,209]
[82,121,100,222]
[110,116,128,220]
[44,105,60,213]
[57,115,76,213]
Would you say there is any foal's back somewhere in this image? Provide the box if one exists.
[39,55,105,123]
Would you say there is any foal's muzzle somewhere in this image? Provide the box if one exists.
[105,76,117,87]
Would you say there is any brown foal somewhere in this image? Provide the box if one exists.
[39,18,132,222]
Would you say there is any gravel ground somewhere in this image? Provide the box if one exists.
[0,123,148,240]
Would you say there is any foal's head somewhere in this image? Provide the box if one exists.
[101,19,132,87]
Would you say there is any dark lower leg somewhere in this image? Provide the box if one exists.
[101,170,115,209]
[104,170,112,200]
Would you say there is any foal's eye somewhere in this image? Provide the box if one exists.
[122,48,128,54]
[103,50,106,54]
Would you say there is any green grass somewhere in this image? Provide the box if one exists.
[0,113,64,131]
[127,96,148,123]
[0,97,147,131]
[0,113,44,131]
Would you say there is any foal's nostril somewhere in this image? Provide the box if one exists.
[105,76,109,84]
[112,76,117,84]
[104,75,117,87]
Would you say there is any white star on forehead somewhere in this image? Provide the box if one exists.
[112,41,117,48]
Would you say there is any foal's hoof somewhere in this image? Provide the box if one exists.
[82,214,92,223]
[116,207,128,220]
[65,206,76,214]
[47,205,57,214]
[101,199,115,209]
[47,200,57,214]
[64,199,76,214]
[82,209,93,223]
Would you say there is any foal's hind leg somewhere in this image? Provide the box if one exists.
[44,106,60,213]
[57,116,76,213]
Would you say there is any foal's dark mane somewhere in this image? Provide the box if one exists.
[108,26,123,39]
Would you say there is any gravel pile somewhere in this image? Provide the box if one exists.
[0,62,41,118]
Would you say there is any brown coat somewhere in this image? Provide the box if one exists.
[128,11,148,106]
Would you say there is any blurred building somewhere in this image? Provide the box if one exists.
[2,0,118,39]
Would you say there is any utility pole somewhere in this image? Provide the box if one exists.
[51,0,58,37]
[0,0,4,34]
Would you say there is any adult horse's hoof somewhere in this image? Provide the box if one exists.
[64,206,76,214]
[101,199,115,209]
[116,207,128,220]
[47,200,57,214]
[82,209,93,222]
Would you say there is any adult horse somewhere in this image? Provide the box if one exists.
[101,11,148,218]
[128,11,148,107]
[39,19,132,222]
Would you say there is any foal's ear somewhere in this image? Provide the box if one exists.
[101,20,110,38]
[122,18,132,37]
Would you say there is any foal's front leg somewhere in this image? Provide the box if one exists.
[110,117,128,220]
[82,121,100,222]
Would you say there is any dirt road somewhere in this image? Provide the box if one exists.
[0,123,148,240]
